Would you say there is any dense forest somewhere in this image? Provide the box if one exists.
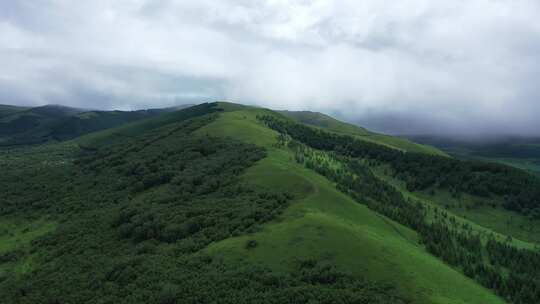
[0,107,407,303]
[263,115,540,304]
[3,103,539,303]
[259,115,540,217]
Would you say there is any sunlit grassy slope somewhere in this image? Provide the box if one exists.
[0,218,56,277]
[372,164,540,247]
[194,104,504,304]
[371,166,538,251]
[280,110,448,156]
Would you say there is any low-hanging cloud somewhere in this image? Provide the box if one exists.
[1,0,540,136]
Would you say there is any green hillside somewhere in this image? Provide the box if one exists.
[0,105,29,119]
[2,102,540,303]
[0,105,80,144]
[0,104,186,147]
[280,110,448,156]
[195,107,503,304]
[75,103,216,148]
[408,136,540,176]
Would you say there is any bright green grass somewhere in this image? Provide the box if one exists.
[0,218,56,277]
[414,189,540,245]
[372,165,538,249]
[454,206,540,244]
[0,218,56,253]
[196,109,505,304]
[194,109,278,147]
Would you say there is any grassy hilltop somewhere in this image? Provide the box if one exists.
[1,102,540,303]
[197,104,503,304]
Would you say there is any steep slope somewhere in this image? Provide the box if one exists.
[194,104,504,304]
[257,109,540,303]
[0,103,408,303]
[5,102,540,303]
[280,110,448,156]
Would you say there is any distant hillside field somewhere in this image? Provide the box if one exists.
[0,104,191,147]
[409,135,540,176]
[280,110,448,156]
[0,104,30,119]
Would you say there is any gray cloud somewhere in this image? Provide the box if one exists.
[1,0,540,136]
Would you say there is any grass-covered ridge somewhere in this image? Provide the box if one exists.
[280,110,448,156]
[258,112,540,303]
[195,105,504,304]
[0,104,409,303]
[5,101,540,303]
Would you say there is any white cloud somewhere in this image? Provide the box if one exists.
[1,0,540,135]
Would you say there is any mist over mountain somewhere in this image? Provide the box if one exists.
[2,1,540,137]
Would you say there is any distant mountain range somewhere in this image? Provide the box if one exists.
[408,135,540,175]
[0,104,193,146]
[0,103,446,157]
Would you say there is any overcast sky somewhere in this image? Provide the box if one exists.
[1,1,540,136]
